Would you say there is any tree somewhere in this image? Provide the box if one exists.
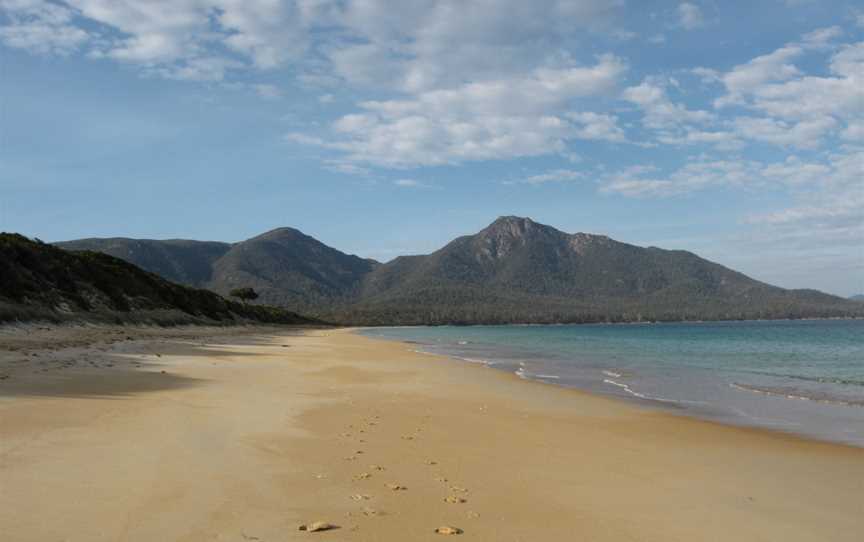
[229,287,259,304]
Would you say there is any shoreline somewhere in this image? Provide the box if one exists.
[1,326,862,540]
[360,322,864,448]
[359,328,864,451]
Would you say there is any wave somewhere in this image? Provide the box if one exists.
[730,382,864,407]
[742,371,864,387]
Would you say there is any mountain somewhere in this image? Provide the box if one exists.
[207,227,377,312]
[337,216,861,324]
[55,217,864,325]
[56,229,377,313]
[850,295,864,302]
[1,233,316,326]
[55,238,231,287]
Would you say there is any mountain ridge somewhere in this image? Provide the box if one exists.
[54,217,863,325]
[3,233,316,325]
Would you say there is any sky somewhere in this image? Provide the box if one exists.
[1,1,862,296]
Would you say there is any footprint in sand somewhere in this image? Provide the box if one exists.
[361,507,381,517]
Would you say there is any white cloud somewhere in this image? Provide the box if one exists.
[0,0,88,55]
[802,26,843,49]
[505,169,585,185]
[601,159,757,197]
[293,55,628,167]
[0,0,319,80]
[732,116,838,149]
[567,112,627,143]
[623,78,714,130]
[393,178,433,188]
[677,3,704,30]
[705,34,864,150]
[329,0,625,93]
[714,45,804,107]
[602,148,863,211]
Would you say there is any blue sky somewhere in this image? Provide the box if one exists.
[1,0,862,295]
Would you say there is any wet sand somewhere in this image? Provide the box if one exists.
[1,326,862,541]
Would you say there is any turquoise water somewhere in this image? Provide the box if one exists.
[362,320,864,446]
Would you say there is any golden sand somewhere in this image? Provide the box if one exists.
[1,326,862,541]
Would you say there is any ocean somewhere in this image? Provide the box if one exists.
[362,320,864,447]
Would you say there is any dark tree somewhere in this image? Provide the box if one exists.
[229,287,259,304]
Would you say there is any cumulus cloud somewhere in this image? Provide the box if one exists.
[0,0,88,54]
[702,32,864,150]
[329,0,624,92]
[743,149,863,249]
[1,0,317,78]
[292,55,628,167]
[601,149,864,205]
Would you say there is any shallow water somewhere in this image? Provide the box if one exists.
[362,320,864,447]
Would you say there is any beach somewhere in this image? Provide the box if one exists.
[1,326,862,541]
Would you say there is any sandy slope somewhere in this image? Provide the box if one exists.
[1,327,862,541]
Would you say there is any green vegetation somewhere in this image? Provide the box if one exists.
[229,287,259,303]
[50,217,864,326]
[0,233,318,326]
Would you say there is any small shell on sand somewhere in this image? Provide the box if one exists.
[435,526,463,535]
[444,495,467,504]
[353,473,372,481]
[298,521,336,532]
[385,483,406,491]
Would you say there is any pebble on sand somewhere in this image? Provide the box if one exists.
[435,526,463,535]
[298,521,336,532]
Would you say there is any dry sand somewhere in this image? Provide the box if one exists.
[1,326,862,541]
